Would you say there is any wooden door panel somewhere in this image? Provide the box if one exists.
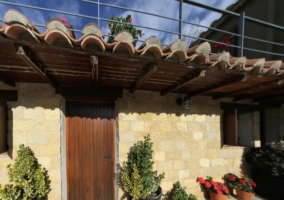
[67,104,114,200]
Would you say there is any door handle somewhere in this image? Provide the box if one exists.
[104,152,111,162]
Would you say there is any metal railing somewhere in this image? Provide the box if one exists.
[1,0,284,59]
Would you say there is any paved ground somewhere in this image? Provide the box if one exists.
[228,194,266,200]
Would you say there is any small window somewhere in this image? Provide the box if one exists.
[0,101,8,154]
[223,109,254,146]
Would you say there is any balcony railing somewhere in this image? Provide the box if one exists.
[1,0,284,59]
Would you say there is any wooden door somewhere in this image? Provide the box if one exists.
[66,103,115,200]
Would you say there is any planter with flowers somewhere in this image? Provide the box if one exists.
[197,176,229,200]
[223,173,256,200]
[108,15,142,46]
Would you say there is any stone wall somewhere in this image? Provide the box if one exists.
[0,83,62,200]
[117,90,250,199]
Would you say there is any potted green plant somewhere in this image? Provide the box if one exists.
[0,144,50,200]
[107,14,142,46]
[120,135,165,200]
[171,181,197,200]
[245,142,284,199]
[197,176,229,200]
[223,173,256,200]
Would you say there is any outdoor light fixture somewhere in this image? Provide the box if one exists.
[176,94,191,110]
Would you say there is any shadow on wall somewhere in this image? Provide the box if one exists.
[5,83,62,160]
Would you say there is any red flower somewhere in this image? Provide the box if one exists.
[213,44,220,49]
[251,181,257,187]
[129,18,133,23]
[61,18,67,24]
[239,179,246,185]
[229,176,236,181]
[224,40,231,45]
[217,190,222,195]
[197,177,205,183]
[204,181,211,188]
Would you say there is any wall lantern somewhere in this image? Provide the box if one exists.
[176,94,191,110]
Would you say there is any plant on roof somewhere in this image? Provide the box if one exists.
[120,134,165,200]
[107,14,142,46]
[223,173,256,193]
[0,144,50,200]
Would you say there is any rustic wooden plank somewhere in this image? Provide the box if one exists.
[188,75,245,97]
[129,63,158,93]
[15,45,58,88]
[161,70,206,96]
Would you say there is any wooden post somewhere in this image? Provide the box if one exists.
[0,102,7,153]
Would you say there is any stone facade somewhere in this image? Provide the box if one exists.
[116,90,251,199]
[0,83,62,200]
[0,83,281,200]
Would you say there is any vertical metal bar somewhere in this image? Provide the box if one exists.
[179,0,183,39]
[238,12,245,57]
[98,0,100,26]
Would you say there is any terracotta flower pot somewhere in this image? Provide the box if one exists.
[236,189,254,200]
[210,191,227,200]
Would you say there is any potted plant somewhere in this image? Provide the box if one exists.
[0,144,50,200]
[171,181,197,200]
[245,142,284,199]
[120,135,165,200]
[107,14,142,46]
[223,173,256,200]
[197,176,229,200]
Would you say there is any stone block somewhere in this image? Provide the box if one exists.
[179,169,190,179]
[194,114,205,122]
[165,151,182,160]
[154,152,165,161]
[131,121,144,131]
[145,121,160,131]
[175,122,187,131]
[158,141,175,152]
[118,113,138,121]
[181,150,191,160]
[157,161,174,171]
[211,158,224,167]
[173,140,187,151]
[160,121,174,131]
[119,121,130,131]
[119,132,135,142]
[165,171,179,180]
[199,159,210,167]
[192,132,203,140]
[206,149,219,158]
[136,112,153,121]
[152,113,167,121]
[180,114,194,122]
[173,160,185,170]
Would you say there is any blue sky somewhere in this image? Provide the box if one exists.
[0,0,237,46]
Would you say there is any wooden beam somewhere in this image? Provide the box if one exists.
[212,79,278,100]
[0,73,15,87]
[15,45,58,88]
[161,70,206,96]
[253,93,284,103]
[188,75,245,97]
[220,102,280,112]
[129,63,158,93]
[56,86,123,100]
[0,90,17,101]
[233,85,284,102]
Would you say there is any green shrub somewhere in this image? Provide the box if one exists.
[120,135,165,200]
[171,181,197,200]
[0,144,50,200]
